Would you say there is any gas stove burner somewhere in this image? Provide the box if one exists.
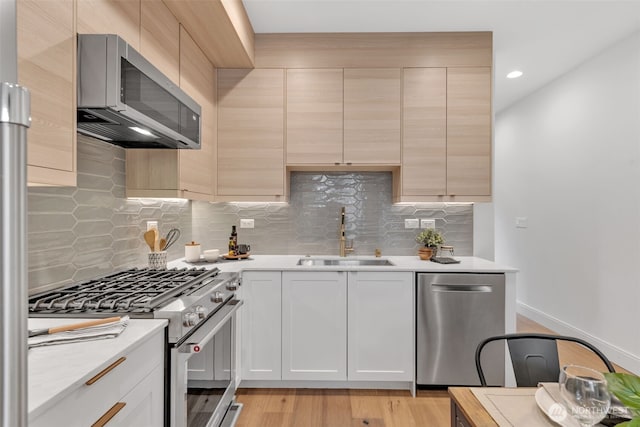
[28,266,240,343]
[28,267,221,315]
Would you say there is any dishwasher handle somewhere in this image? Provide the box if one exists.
[431,284,493,293]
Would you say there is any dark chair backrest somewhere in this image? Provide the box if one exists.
[475,333,616,387]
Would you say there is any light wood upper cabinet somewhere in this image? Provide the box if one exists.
[126,25,216,200]
[286,69,343,165]
[18,0,76,186]
[217,68,285,201]
[398,67,492,202]
[344,69,401,165]
[77,0,141,49]
[447,67,492,197]
[401,68,447,197]
[164,0,254,68]
[177,26,216,198]
[140,0,179,84]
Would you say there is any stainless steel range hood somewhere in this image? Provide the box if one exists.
[77,34,201,149]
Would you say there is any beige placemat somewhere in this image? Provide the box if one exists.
[470,387,558,427]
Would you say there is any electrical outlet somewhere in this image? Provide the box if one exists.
[515,217,528,228]
[146,220,158,231]
[404,219,419,229]
[240,219,255,229]
[420,219,436,229]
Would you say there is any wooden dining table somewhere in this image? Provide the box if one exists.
[449,387,501,427]
[449,386,623,427]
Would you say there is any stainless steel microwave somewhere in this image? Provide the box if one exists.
[77,34,201,149]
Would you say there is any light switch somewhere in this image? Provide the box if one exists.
[515,217,528,228]
[240,219,255,229]
[405,219,419,229]
[420,219,436,229]
[146,220,158,231]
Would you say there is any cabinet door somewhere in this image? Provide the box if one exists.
[77,0,141,49]
[126,25,215,200]
[402,68,447,196]
[18,0,76,186]
[286,69,343,165]
[140,0,179,84]
[347,271,414,381]
[218,69,285,200]
[178,26,216,198]
[282,271,347,381]
[447,67,492,196]
[344,68,401,165]
[242,271,282,380]
[104,363,164,427]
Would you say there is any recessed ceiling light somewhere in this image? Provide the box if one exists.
[507,70,523,79]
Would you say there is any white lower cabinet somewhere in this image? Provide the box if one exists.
[347,271,414,381]
[241,271,282,380]
[282,271,348,381]
[105,362,164,427]
[30,327,165,427]
[240,270,414,385]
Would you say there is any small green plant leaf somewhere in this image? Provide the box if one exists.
[616,419,640,427]
[605,373,640,414]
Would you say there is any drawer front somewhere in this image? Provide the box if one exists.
[98,363,164,427]
[31,330,164,427]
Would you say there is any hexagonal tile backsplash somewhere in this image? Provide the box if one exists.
[193,173,473,258]
[28,136,192,293]
[28,136,472,293]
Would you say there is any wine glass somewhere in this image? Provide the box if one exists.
[559,365,611,426]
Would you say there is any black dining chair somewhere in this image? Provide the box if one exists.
[475,333,616,387]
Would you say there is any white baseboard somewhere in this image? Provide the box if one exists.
[517,301,640,375]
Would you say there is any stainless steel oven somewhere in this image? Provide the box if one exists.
[171,299,242,427]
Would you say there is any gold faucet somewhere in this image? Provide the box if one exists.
[339,207,354,257]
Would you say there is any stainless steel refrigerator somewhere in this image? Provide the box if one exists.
[1,1,31,425]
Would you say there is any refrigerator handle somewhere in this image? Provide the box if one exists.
[1,2,31,424]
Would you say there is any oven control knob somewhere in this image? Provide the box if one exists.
[211,291,223,303]
[183,312,198,327]
[194,305,207,319]
[226,281,238,291]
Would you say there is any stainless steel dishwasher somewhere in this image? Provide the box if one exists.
[416,273,505,386]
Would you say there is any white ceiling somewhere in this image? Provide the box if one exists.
[242,0,640,112]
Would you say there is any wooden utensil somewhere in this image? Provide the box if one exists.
[159,238,167,251]
[29,316,121,337]
[153,228,159,252]
[143,230,156,251]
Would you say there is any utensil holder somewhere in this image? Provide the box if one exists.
[148,251,167,269]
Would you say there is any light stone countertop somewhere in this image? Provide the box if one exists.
[28,318,167,421]
[169,255,518,274]
[28,255,515,421]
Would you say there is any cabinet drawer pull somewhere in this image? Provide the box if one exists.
[92,402,126,427]
[85,357,126,385]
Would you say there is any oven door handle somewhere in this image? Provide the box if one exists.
[177,299,243,354]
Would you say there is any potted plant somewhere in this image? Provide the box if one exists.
[604,372,640,426]
[415,228,444,260]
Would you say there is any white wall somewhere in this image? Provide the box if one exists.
[495,31,640,373]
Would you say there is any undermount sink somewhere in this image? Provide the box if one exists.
[296,258,394,267]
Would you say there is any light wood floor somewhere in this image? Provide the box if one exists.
[235,315,630,427]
